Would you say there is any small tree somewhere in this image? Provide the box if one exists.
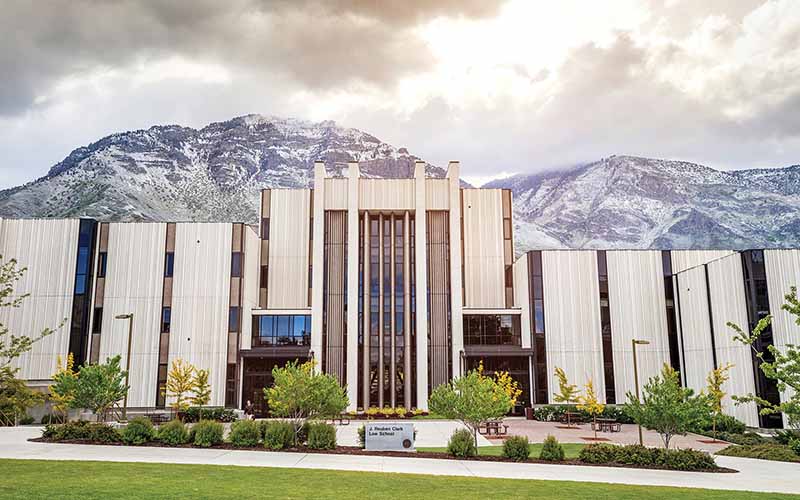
[552,367,581,428]
[706,363,734,442]
[729,286,800,427]
[72,355,128,421]
[49,354,78,423]
[624,363,709,449]
[429,363,516,447]
[577,378,605,439]
[191,368,211,409]
[163,358,195,415]
[265,360,348,442]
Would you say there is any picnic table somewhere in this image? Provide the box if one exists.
[591,418,621,432]
[559,411,583,425]
[478,420,509,436]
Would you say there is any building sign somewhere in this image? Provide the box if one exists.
[364,423,415,452]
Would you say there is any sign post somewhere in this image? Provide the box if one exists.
[364,423,415,452]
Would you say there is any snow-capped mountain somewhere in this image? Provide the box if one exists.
[486,155,800,250]
[0,114,446,223]
[1,116,798,251]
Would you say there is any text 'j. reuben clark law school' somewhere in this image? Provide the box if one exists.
[2,161,799,428]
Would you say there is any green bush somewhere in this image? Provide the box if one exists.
[718,444,800,463]
[191,420,224,447]
[18,415,35,425]
[183,407,237,423]
[659,448,717,471]
[447,429,476,458]
[357,425,365,448]
[502,435,530,462]
[579,444,717,471]
[774,429,800,445]
[229,420,261,447]
[42,421,121,443]
[789,439,800,457]
[698,414,746,435]
[610,444,657,466]
[307,422,337,450]
[539,435,565,461]
[532,405,634,424]
[579,443,618,464]
[39,414,62,425]
[157,419,189,446]
[716,431,769,446]
[121,417,155,445]
[263,420,295,450]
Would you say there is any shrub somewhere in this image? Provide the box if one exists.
[39,414,61,425]
[307,422,337,450]
[42,421,121,443]
[718,444,800,463]
[610,444,657,466]
[192,420,224,447]
[263,420,295,450]
[229,419,261,447]
[696,413,746,436]
[183,407,236,423]
[502,435,530,462]
[447,428,477,458]
[121,417,155,445]
[774,429,800,445]
[157,419,189,446]
[539,435,565,461]
[18,415,35,425]
[357,425,365,448]
[297,421,311,444]
[789,439,800,457]
[658,448,717,471]
[579,443,618,464]
[716,431,768,446]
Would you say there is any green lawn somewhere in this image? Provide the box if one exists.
[418,443,585,459]
[0,459,794,500]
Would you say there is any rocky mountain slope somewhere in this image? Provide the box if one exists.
[1,116,798,250]
[487,155,800,250]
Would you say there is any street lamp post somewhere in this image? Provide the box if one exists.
[632,338,650,446]
[115,313,134,421]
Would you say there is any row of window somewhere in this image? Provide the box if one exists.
[464,314,521,346]
[252,315,311,347]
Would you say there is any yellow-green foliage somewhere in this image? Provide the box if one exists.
[163,358,195,413]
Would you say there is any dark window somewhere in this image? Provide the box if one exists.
[260,265,268,288]
[231,252,242,277]
[161,307,171,333]
[91,307,103,334]
[463,314,521,345]
[252,314,311,347]
[164,252,174,277]
[156,363,168,407]
[229,306,240,332]
[261,218,270,240]
[97,252,107,278]
[68,219,97,366]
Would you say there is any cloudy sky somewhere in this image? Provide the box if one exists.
[2,0,799,188]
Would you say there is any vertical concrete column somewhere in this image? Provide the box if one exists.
[414,161,429,410]
[378,213,384,408]
[362,211,371,408]
[310,161,326,372]
[390,214,397,407]
[447,161,464,377]
[403,211,412,408]
[346,162,360,411]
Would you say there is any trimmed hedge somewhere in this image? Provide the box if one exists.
[502,436,530,462]
[157,419,189,446]
[533,405,634,424]
[229,420,261,447]
[121,417,155,445]
[539,435,565,461]
[774,429,800,445]
[263,420,295,450]
[42,421,121,443]
[307,422,337,450]
[357,425,365,448]
[183,407,237,423]
[579,444,717,471]
[717,443,800,463]
[191,420,224,448]
[713,431,769,446]
[447,428,476,458]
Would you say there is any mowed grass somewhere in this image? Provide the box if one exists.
[418,443,585,459]
[0,459,795,500]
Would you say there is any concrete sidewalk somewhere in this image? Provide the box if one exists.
[2,427,799,495]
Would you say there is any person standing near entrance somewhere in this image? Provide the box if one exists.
[244,400,255,420]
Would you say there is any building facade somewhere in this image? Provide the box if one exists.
[2,162,799,427]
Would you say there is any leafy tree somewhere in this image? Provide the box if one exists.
[163,358,195,415]
[0,255,63,425]
[265,360,348,441]
[429,363,516,447]
[191,368,211,408]
[624,363,710,449]
[49,354,78,423]
[552,367,581,428]
[72,355,129,421]
[577,378,605,439]
[706,363,734,442]
[729,286,800,427]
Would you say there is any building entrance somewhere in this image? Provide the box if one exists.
[241,356,307,417]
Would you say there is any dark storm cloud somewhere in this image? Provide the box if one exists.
[0,0,503,115]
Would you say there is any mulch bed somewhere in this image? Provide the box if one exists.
[580,437,611,442]
[28,437,737,473]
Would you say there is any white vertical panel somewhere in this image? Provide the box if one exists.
[764,249,800,427]
[414,162,429,409]
[542,251,605,401]
[707,253,758,426]
[310,164,326,369]
[462,189,505,308]
[99,223,165,407]
[169,223,231,407]
[267,189,311,309]
[323,178,348,209]
[1,219,79,380]
[346,163,360,410]
[447,163,464,375]
[671,250,736,274]
[513,256,532,349]
[240,225,260,351]
[675,265,715,393]
[607,251,671,403]
[425,179,450,209]
[359,179,415,210]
